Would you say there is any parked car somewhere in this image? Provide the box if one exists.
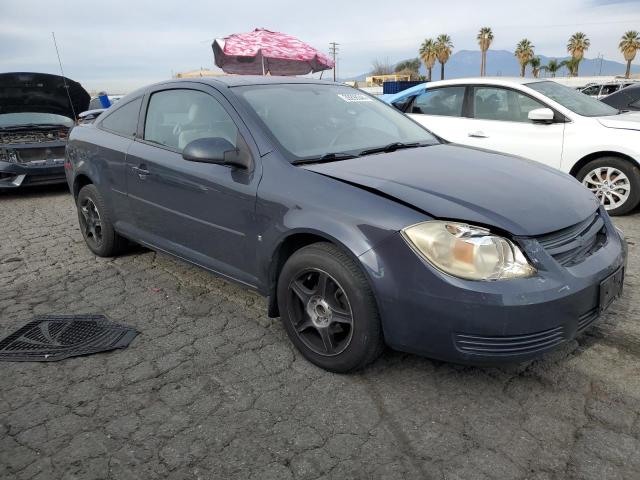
[0,72,89,189]
[87,94,124,111]
[384,78,640,215]
[601,83,640,112]
[580,81,638,100]
[65,77,626,372]
[77,108,107,125]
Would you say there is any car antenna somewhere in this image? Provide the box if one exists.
[51,31,77,120]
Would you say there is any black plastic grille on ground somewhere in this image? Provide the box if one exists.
[0,314,138,362]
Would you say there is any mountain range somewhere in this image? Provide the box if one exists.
[345,49,639,80]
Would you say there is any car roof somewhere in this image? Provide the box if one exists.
[428,77,543,87]
[159,75,339,88]
[383,77,548,103]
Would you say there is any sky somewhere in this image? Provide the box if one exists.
[1,0,639,93]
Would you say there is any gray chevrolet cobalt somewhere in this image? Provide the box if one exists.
[65,77,626,372]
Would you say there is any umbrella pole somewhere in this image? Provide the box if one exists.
[262,56,265,76]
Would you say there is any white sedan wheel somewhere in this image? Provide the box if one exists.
[582,167,631,211]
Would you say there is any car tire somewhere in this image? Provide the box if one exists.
[576,157,640,216]
[76,184,127,257]
[277,242,385,373]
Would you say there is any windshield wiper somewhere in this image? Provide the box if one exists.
[293,152,360,165]
[359,142,428,156]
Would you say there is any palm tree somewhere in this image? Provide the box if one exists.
[477,27,494,76]
[528,56,542,78]
[514,39,535,77]
[541,59,561,77]
[395,58,421,80]
[560,58,580,76]
[619,30,640,79]
[419,39,438,81]
[567,32,590,76]
[435,34,454,80]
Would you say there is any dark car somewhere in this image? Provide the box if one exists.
[0,72,90,190]
[601,83,640,112]
[77,108,107,125]
[65,77,626,372]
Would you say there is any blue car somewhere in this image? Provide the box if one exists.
[65,77,626,372]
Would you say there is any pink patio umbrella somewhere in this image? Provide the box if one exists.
[212,28,334,76]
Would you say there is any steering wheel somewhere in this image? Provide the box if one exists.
[329,126,394,148]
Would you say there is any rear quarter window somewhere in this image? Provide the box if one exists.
[99,97,143,137]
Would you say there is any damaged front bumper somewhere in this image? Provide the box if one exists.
[0,140,68,189]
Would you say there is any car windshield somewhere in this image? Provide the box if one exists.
[234,83,439,162]
[526,81,620,117]
[0,112,74,128]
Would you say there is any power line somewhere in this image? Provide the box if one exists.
[338,18,640,47]
[329,42,339,81]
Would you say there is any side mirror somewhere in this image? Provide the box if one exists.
[182,137,251,169]
[528,108,555,123]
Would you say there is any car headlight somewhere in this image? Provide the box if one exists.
[401,221,536,281]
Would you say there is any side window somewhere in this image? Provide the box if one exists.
[144,89,238,151]
[473,87,546,122]
[100,97,142,137]
[411,87,465,116]
[601,84,620,96]
[581,85,600,96]
[391,96,414,112]
[607,90,636,109]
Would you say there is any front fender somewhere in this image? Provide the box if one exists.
[562,127,640,173]
[254,154,429,294]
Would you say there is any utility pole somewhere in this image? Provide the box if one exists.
[329,42,339,81]
[597,53,604,76]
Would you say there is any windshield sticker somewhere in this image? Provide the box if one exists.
[337,93,373,102]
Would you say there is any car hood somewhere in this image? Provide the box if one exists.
[597,112,640,131]
[302,144,599,236]
[0,72,90,119]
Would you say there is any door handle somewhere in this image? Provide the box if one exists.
[468,131,488,138]
[132,165,150,179]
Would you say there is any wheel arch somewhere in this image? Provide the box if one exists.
[265,230,366,318]
[569,151,639,178]
[73,173,94,200]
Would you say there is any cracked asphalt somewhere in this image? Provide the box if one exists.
[1,186,639,480]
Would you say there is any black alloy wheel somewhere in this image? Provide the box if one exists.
[277,242,384,373]
[76,184,128,257]
[79,197,103,250]
[288,268,354,356]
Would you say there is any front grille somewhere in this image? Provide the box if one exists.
[454,326,565,356]
[536,211,607,267]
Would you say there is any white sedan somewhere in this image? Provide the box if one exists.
[383,78,640,215]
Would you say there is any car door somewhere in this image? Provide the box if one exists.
[125,84,261,286]
[405,86,473,143]
[461,86,565,168]
[93,96,143,225]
